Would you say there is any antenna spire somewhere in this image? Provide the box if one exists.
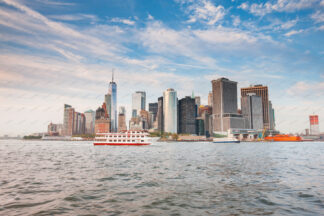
[112,68,115,82]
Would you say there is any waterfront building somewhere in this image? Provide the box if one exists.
[157,96,164,132]
[211,78,245,132]
[48,123,63,136]
[198,105,212,117]
[208,91,213,107]
[241,93,263,130]
[108,73,117,132]
[119,106,126,115]
[149,103,158,124]
[269,101,276,130]
[80,113,86,134]
[178,96,196,134]
[195,96,201,107]
[310,115,320,135]
[132,91,146,117]
[196,118,205,136]
[105,94,112,118]
[163,88,178,133]
[95,106,110,133]
[118,106,127,132]
[140,110,150,129]
[241,85,270,129]
[129,117,143,130]
[84,110,95,134]
[63,104,74,136]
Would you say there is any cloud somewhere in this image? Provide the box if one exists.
[287,81,324,97]
[311,11,324,23]
[35,0,75,6]
[280,19,298,29]
[180,0,226,25]
[231,15,240,27]
[193,26,257,44]
[49,14,99,22]
[284,29,304,37]
[110,17,136,25]
[239,0,320,16]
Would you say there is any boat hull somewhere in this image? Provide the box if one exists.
[213,141,240,143]
[264,135,302,142]
[94,142,150,146]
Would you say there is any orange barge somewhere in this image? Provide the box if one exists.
[264,134,302,142]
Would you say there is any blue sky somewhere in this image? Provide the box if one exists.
[0,0,323,135]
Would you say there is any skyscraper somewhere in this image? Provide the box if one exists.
[208,91,213,107]
[309,115,320,135]
[241,85,270,129]
[178,96,196,134]
[195,96,201,107]
[149,103,158,121]
[163,88,178,133]
[95,106,110,133]
[118,106,127,132]
[84,110,95,134]
[108,73,117,132]
[63,104,74,136]
[269,101,275,130]
[241,93,263,130]
[211,78,245,132]
[157,97,164,132]
[132,91,146,117]
[104,94,111,118]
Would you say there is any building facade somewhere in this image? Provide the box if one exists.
[95,106,110,133]
[149,102,158,123]
[132,91,146,117]
[208,91,213,107]
[163,88,178,133]
[118,113,127,132]
[178,96,196,134]
[84,110,95,134]
[211,78,245,132]
[310,115,320,135]
[108,74,117,132]
[157,96,164,132]
[241,85,270,129]
[48,123,63,136]
[63,104,74,136]
[241,93,263,130]
[269,101,275,130]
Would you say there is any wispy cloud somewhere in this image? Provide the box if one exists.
[284,29,304,37]
[49,14,99,23]
[179,0,226,25]
[238,0,320,16]
[311,11,324,23]
[110,17,136,25]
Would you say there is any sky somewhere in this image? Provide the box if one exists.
[0,0,323,136]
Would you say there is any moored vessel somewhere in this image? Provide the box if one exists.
[264,134,302,142]
[213,137,240,143]
[94,130,152,146]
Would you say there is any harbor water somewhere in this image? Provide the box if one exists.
[0,140,323,215]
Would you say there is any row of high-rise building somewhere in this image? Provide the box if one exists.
[61,104,95,136]
[140,78,276,136]
[52,75,277,137]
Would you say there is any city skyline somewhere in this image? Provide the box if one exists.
[0,0,323,135]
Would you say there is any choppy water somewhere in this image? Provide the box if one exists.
[0,140,323,215]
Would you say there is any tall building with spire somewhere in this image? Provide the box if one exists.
[108,71,117,132]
